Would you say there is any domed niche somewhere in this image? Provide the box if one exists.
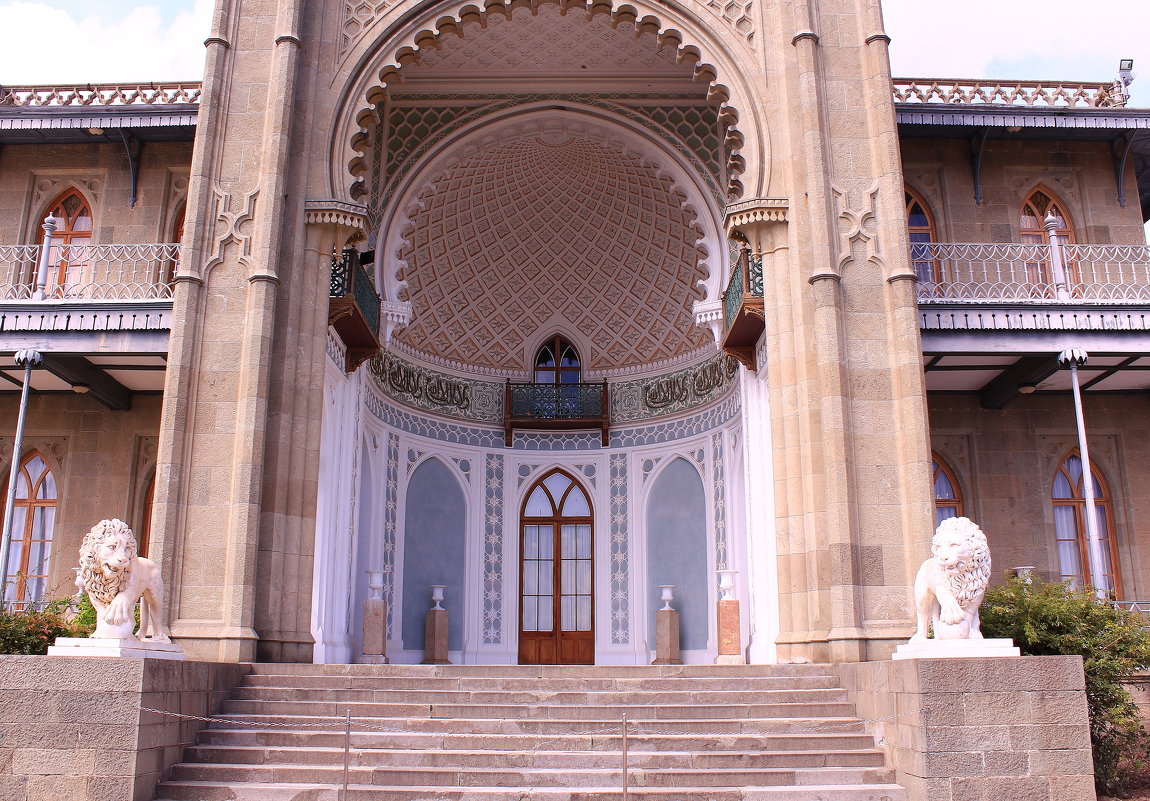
[392,122,714,375]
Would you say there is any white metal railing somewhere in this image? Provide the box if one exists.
[0,243,180,301]
[914,215,1150,305]
[1114,601,1150,631]
[892,77,1124,108]
[0,82,201,107]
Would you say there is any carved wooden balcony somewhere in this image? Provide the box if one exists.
[504,380,609,447]
[720,246,764,370]
[328,248,382,373]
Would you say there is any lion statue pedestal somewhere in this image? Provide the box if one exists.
[892,516,1019,660]
[47,519,184,661]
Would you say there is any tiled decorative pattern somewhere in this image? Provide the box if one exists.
[712,431,728,572]
[483,454,505,643]
[394,130,709,372]
[609,454,630,644]
[383,432,400,637]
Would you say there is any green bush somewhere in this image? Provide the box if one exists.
[981,576,1150,795]
[0,605,82,655]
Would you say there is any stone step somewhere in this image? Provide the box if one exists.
[218,699,859,720]
[155,780,909,801]
[166,762,895,788]
[196,714,868,735]
[180,744,887,770]
[239,675,843,692]
[243,664,837,678]
[229,687,850,705]
[195,728,879,753]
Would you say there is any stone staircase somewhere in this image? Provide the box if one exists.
[153,664,907,801]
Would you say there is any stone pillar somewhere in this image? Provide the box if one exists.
[715,569,745,665]
[729,0,934,663]
[422,585,450,664]
[360,569,388,664]
[652,585,682,665]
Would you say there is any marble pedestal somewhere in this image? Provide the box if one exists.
[715,598,745,665]
[652,608,682,665]
[892,638,1021,660]
[47,636,186,660]
[361,597,389,664]
[422,608,451,664]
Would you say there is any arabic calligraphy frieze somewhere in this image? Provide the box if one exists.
[369,353,502,423]
[611,354,739,423]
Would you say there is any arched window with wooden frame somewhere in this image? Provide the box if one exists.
[931,453,964,527]
[533,335,581,385]
[906,188,940,284]
[137,470,156,559]
[1,451,58,610]
[162,203,186,287]
[519,469,593,665]
[1019,186,1078,293]
[39,188,93,297]
[1053,451,1121,596]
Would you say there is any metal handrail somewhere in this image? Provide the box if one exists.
[0,243,180,300]
[722,247,763,331]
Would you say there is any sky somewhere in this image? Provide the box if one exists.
[0,0,1145,106]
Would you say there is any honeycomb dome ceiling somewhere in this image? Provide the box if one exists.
[394,131,711,373]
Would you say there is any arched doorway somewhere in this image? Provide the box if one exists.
[519,469,593,664]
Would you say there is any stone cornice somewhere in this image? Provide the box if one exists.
[304,199,368,232]
[724,197,789,230]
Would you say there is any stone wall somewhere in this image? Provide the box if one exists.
[929,393,1150,598]
[836,656,1095,801]
[0,393,162,604]
[0,656,248,801]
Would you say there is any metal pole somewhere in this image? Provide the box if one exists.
[33,216,57,301]
[1060,349,1106,596]
[0,350,41,606]
[341,707,351,801]
[621,712,629,801]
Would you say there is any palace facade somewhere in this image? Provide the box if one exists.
[0,0,1147,668]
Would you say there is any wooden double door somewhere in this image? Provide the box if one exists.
[518,470,594,665]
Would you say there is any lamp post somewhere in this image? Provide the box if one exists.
[1059,349,1106,597]
[0,349,42,603]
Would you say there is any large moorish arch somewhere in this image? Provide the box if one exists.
[326,0,766,204]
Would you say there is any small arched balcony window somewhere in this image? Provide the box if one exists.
[1,451,58,610]
[1020,187,1078,293]
[534,336,581,384]
[40,188,93,297]
[906,189,939,284]
[931,453,963,528]
[1053,452,1120,596]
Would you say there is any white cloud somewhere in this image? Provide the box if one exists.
[0,0,213,84]
[882,0,1150,107]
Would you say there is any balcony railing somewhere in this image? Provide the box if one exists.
[329,249,382,373]
[720,246,765,370]
[891,77,1124,108]
[913,242,1150,304]
[0,82,202,107]
[0,243,180,301]
[504,381,609,446]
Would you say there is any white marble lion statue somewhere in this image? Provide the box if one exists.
[910,516,991,641]
[76,518,171,642]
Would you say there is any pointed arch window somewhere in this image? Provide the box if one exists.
[932,454,963,527]
[1053,452,1120,596]
[1020,187,1078,293]
[534,336,581,384]
[906,189,939,284]
[40,188,93,297]
[1,451,58,609]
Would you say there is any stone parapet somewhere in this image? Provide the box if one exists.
[0,656,248,801]
[835,656,1095,801]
